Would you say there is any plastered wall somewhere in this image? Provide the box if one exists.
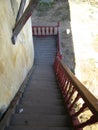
[0,0,34,115]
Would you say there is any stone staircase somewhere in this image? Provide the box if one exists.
[5,36,73,130]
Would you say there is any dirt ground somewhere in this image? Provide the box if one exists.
[32,1,98,129]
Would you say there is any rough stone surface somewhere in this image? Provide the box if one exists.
[40,0,54,3]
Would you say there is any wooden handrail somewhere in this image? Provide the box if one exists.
[12,0,39,44]
[58,57,98,115]
[54,56,98,129]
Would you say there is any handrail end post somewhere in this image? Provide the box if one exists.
[11,35,16,45]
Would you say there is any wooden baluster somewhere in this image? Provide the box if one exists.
[69,93,80,110]
[53,27,55,35]
[59,65,62,88]
[75,115,98,128]
[44,27,46,35]
[54,27,57,35]
[56,60,59,75]
[40,27,42,35]
[34,27,37,35]
[42,27,45,35]
[62,74,66,89]
[65,86,76,103]
[65,82,72,98]
[46,27,48,35]
[60,67,64,87]
[63,80,70,97]
[37,27,38,35]
[48,27,49,35]
[61,75,68,97]
[71,103,87,117]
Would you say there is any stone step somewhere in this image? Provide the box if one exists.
[19,100,65,106]
[34,61,55,64]
[10,114,71,127]
[5,126,73,130]
[28,80,58,86]
[21,97,63,103]
[20,97,64,105]
[31,77,57,82]
[25,83,60,90]
[22,92,63,100]
[24,86,61,93]
[22,89,63,99]
[31,73,56,79]
[15,104,67,115]
[27,83,59,90]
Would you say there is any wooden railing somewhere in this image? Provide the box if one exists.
[54,22,98,129]
[54,56,98,130]
[32,25,58,36]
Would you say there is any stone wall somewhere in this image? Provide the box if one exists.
[0,0,34,115]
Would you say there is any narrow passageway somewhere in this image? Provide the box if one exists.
[5,36,73,130]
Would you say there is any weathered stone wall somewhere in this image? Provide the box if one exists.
[0,0,34,115]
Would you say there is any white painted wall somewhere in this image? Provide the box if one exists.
[0,0,34,115]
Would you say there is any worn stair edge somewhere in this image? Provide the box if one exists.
[19,98,64,105]
[19,101,65,106]
[5,126,73,130]
[10,114,72,127]
[22,89,61,97]
[21,95,63,100]
[23,86,60,92]
[15,105,67,115]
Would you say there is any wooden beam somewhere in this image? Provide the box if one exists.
[16,0,26,23]
[12,0,39,44]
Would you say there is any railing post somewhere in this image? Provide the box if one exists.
[12,0,39,44]
[57,22,62,59]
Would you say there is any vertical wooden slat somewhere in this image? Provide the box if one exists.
[71,103,87,117]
